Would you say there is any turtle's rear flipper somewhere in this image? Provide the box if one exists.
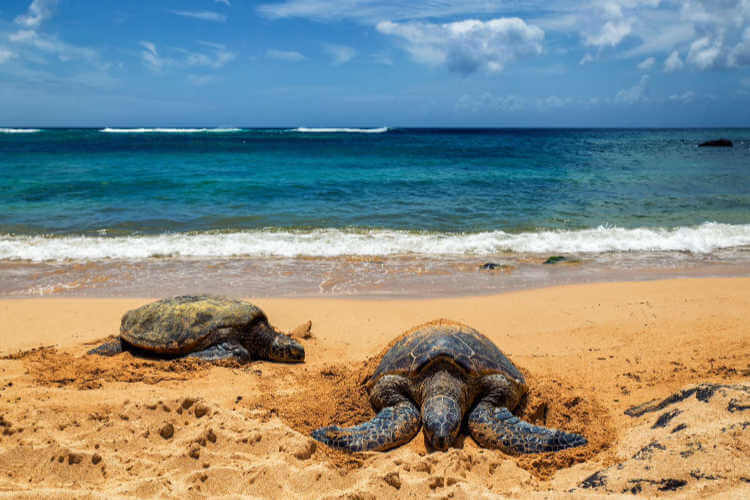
[468,402,586,454]
[312,401,421,452]
[188,341,251,362]
[88,339,124,356]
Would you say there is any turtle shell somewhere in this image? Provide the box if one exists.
[120,295,266,354]
[367,320,525,388]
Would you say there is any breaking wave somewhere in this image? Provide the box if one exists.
[0,128,41,133]
[2,223,750,262]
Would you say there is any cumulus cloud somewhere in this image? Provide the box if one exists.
[14,0,58,29]
[664,50,684,72]
[615,74,649,104]
[638,56,655,70]
[170,10,227,22]
[376,18,544,74]
[323,44,356,65]
[266,49,306,62]
[585,20,632,47]
[687,36,723,69]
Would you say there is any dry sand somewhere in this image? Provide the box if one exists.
[0,277,748,498]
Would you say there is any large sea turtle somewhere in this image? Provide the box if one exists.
[312,320,586,453]
[89,295,305,363]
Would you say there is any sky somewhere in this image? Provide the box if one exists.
[0,0,749,127]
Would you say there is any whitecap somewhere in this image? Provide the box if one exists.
[0,128,41,133]
[2,223,750,262]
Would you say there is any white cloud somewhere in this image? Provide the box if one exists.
[728,27,750,66]
[615,74,649,104]
[323,44,356,65]
[0,48,15,64]
[669,90,696,103]
[266,49,306,62]
[585,20,632,47]
[537,95,572,109]
[215,0,231,6]
[664,50,684,72]
[14,0,58,29]
[140,41,165,71]
[9,29,97,63]
[170,10,227,22]
[139,41,236,71]
[579,53,595,65]
[376,18,544,74]
[637,56,655,70]
[687,36,722,69]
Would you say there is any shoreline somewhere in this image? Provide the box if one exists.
[1,277,748,497]
[2,254,750,299]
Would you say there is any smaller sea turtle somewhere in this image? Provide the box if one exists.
[312,320,586,453]
[89,295,305,363]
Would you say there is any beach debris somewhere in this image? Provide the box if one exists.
[312,319,586,453]
[698,139,733,147]
[87,295,305,364]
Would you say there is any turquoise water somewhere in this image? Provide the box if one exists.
[1,127,750,261]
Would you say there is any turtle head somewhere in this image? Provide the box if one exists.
[269,333,305,363]
[422,395,462,450]
[420,368,467,451]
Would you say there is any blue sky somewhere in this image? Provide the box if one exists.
[1,0,749,127]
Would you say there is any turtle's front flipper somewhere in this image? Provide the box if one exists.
[189,341,251,362]
[88,339,124,356]
[468,402,586,454]
[312,401,421,452]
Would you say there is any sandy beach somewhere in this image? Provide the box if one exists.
[0,277,748,498]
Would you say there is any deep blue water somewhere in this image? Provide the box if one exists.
[1,127,749,261]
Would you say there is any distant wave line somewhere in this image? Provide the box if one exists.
[0,128,41,133]
[2,223,750,262]
[100,127,243,133]
[291,127,389,133]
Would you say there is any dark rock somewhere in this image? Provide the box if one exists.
[728,399,750,412]
[543,256,567,264]
[580,470,607,489]
[698,139,733,147]
[652,409,682,428]
[671,423,688,433]
[658,479,687,491]
[91,453,102,465]
[480,262,499,270]
[159,423,175,440]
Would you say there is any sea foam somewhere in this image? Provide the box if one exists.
[292,127,388,133]
[100,127,243,133]
[0,128,41,133]
[2,223,749,262]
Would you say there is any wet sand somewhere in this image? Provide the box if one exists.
[0,277,749,498]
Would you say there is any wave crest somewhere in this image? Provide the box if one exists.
[0,128,41,133]
[1,223,749,262]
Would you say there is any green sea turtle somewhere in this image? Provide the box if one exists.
[312,320,586,453]
[88,295,305,363]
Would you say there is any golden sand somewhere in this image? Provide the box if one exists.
[0,278,748,498]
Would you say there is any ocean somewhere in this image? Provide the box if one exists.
[1,127,749,297]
